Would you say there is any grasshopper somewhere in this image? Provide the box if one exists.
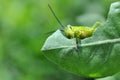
[48,4,101,50]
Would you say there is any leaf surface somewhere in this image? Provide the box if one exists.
[41,1,120,78]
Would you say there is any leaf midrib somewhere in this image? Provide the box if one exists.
[42,38,120,50]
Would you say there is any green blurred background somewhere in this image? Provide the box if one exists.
[0,0,119,80]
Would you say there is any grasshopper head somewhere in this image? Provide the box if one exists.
[63,25,74,39]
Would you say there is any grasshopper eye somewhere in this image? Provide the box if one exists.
[67,25,72,29]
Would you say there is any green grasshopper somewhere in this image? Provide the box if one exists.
[48,4,101,50]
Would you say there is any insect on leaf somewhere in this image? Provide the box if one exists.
[41,1,120,78]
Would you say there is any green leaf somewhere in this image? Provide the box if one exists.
[41,1,120,78]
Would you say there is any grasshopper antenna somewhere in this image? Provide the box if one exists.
[48,4,65,28]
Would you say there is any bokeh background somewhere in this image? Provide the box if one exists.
[0,0,119,80]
